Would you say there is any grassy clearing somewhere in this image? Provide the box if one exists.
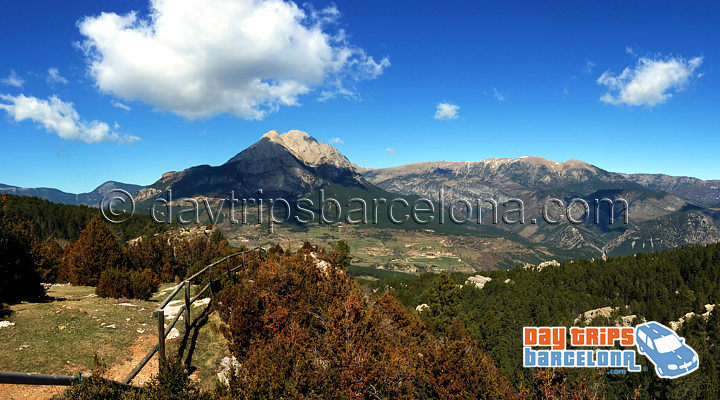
[0,282,229,393]
[0,284,157,375]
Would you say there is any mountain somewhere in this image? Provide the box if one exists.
[362,157,638,201]
[5,130,720,267]
[140,130,364,200]
[0,181,143,207]
[620,173,720,206]
[361,157,720,257]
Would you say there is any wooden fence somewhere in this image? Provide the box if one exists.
[122,246,267,385]
[0,246,267,388]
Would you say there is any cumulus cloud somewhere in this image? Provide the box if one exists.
[2,70,24,87]
[434,102,459,120]
[77,0,389,120]
[0,94,139,144]
[46,68,68,85]
[328,137,344,145]
[597,55,703,107]
[385,147,397,156]
[112,100,131,111]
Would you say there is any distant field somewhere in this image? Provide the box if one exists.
[222,221,568,273]
[348,265,416,280]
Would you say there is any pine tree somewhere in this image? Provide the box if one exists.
[0,194,44,303]
[59,214,127,286]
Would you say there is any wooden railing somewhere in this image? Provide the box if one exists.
[0,246,267,388]
[122,247,267,385]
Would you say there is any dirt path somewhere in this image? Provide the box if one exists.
[0,384,64,400]
[0,334,159,400]
[106,333,159,386]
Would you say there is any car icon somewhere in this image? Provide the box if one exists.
[635,321,698,378]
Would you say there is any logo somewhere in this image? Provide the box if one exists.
[523,322,699,379]
[635,322,699,378]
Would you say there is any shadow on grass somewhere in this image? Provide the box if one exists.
[176,301,212,374]
[0,304,12,318]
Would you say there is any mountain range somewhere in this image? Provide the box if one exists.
[362,157,720,256]
[5,130,720,263]
[0,181,143,208]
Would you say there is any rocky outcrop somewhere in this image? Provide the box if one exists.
[670,304,715,330]
[465,275,492,289]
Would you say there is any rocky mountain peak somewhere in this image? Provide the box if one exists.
[479,156,597,173]
[229,130,353,170]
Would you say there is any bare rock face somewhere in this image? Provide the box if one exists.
[230,130,354,170]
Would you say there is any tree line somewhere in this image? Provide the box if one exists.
[0,193,234,305]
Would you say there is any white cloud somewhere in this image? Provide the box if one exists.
[1,70,24,87]
[385,147,397,156]
[597,55,703,107]
[491,88,505,102]
[584,60,596,75]
[46,68,68,85]
[434,102,459,120]
[328,137,344,145]
[77,0,389,120]
[0,94,139,144]
[625,46,636,56]
[112,100,131,111]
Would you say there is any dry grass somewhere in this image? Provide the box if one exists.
[0,282,230,397]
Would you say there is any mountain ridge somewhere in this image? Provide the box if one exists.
[0,181,143,207]
[5,130,720,261]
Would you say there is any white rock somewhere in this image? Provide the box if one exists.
[166,327,180,340]
[465,275,492,289]
[0,321,15,329]
[193,298,211,308]
[620,315,637,327]
[164,300,185,320]
[537,260,561,270]
[217,356,242,386]
[415,304,429,313]
[574,306,616,324]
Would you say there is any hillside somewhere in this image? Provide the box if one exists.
[362,157,720,257]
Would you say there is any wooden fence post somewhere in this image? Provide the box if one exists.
[184,281,190,333]
[157,309,166,369]
[209,265,214,297]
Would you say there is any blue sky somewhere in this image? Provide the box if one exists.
[1,0,719,193]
